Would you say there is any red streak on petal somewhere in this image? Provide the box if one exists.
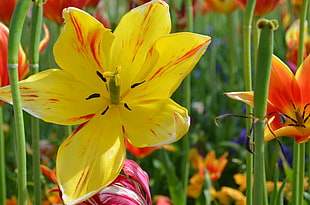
[150,129,159,140]
[122,125,126,134]
[149,67,164,81]
[89,32,103,69]
[67,113,95,123]
[20,87,30,90]
[23,99,35,101]
[21,94,38,97]
[48,98,59,102]
[149,40,210,81]
[63,121,89,147]
[74,168,90,195]
[70,14,84,47]
[173,41,209,66]
[143,4,153,21]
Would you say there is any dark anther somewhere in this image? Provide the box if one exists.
[101,106,109,115]
[124,103,132,111]
[131,80,146,88]
[86,93,101,100]
[96,71,107,82]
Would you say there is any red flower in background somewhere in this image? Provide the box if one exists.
[43,0,90,23]
[206,0,238,14]
[0,23,49,106]
[93,0,110,28]
[234,0,280,16]
[126,139,175,158]
[86,0,100,8]
[0,23,28,106]
[0,0,18,26]
[285,19,310,71]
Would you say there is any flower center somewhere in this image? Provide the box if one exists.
[279,102,310,128]
[103,66,121,105]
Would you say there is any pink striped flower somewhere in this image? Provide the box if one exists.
[79,159,151,205]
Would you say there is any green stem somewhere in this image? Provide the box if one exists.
[292,0,309,204]
[0,107,6,205]
[253,19,277,205]
[252,16,260,72]
[242,1,256,204]
[179,0,193,204]
[160,149,181,204]
[8,0,32,204]
[291,143,301,205]
[227,12,236,91]
[29,1,43,204]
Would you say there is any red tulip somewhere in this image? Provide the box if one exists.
[43,0,90,23]
[0,0,18,26]
[235,0,280,16]
[206,0,238,14]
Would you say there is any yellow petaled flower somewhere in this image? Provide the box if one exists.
[216,186,246,205]
[0,0,211,204]
[285,19,310,67]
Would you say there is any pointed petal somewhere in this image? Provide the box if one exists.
[54,7,114,91]
[0,69,107,125]
[264,125,310,143]
[111,0,171,90]
[57,110,126,204]
[295,55,310,103]
[120,99,189,147]
[123,33,211,102]
[224,91,254,107]
[268,55,300,112]
[38,23,50,54]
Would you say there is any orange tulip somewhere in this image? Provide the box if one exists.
[235,0,280,16]
[187,149,228,198]
[206,0,238,14]
[43,0,90,23]
[0,0,18,26]
[226,55,310,143]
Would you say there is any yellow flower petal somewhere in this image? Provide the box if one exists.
[123,32,211,102]
[57,109,125,204]
[0,69,106,125]
[54,7,114,92]
[224,91,254,107]
[111,0,171,91]
[120,99,189,147]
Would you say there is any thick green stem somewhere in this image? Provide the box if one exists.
[29,1,43,204]
[242,1,256,204]
[252,16,260,72]
[8,0,32,204]
[253,19,277,205]
[291,143,301,205]
[0,107,6,205]
[292,0,309,204]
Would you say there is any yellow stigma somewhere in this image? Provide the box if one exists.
[103,66,121,104]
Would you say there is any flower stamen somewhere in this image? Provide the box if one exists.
[101,106,109,115]
[86,93,101,100]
